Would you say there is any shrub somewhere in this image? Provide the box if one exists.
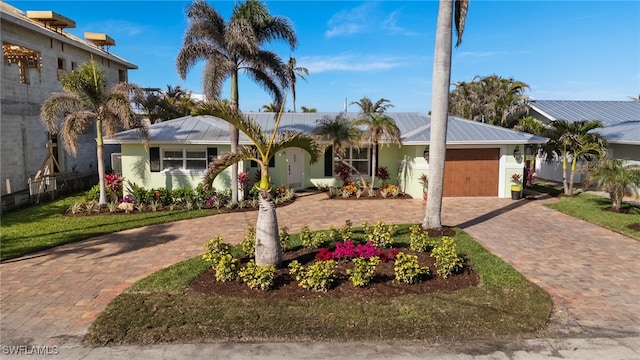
[147,188,171,205]
[409,224,434,252]
[239,260,276,290]
[214,254,239,282]
[289,260,337,292]
[377,166,390,183]
[171,187,195,204]
[68,201,84,214]
[299,226,314,249]
[279,226,291,251]
[202,236,232,265]
[341,184,357,198]
[317,240,398,262]
[364,221,397,248]
[126,182,148,205]
[85,184,101,202]
[431,236,462,278]
[340,220,353,241]
[394,252,430,284]
[240,226,256,256]
[347,256,380,288]
[105,174,124,200]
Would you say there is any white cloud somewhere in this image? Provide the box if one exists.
[382,10,420,36]
[298,54,410,73]
[325,3,377,38]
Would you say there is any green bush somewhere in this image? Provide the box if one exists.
[340,220,353,241]
[171,188,195,204]
[289,260,337,292]
[347,256,380,287]
[394,252,430,284]
[365,221,396,248]
[85,184,101,202]
[299,226,313,249]
[239,260,277,290]
[214,254,238,282]
[431,236,462,278]
[240,226,256,256]
[146,188,171,205]
[202,236,232,265]
[409,225,434,252]
[279,226,291,251]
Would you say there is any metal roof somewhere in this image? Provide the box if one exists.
[106,112,548,145]
[528,100,640,127]
[590,121,640,145]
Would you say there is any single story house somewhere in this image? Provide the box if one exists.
[105,112,547,199]
[527,100,640,183]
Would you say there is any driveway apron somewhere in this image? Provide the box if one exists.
[1,193,638,346]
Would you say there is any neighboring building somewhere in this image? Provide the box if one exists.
[1,2,137,196]
[105,113,547,199]
[527,100,640,183]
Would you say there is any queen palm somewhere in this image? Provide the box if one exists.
[286,57,309,112]
[351,97,401,192]
[423,0,468,230]
[542,120,607,196]
[195,100,321,267]
[176,0,296,203]
[40,60,147,205]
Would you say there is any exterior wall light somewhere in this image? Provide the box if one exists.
[513,145,522,161]
[423,147,429,160]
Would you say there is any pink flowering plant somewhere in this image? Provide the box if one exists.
[238,171,251,191]
[315,240,398,262]
[104,174,124,200]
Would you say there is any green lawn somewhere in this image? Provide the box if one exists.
[546,193,640,240]
[84,226,553,346]
[0,195,219,261]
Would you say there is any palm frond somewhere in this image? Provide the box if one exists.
[271,131,322,164]
[202,146,257,189]
[60,111,95,156]
[454,0,469,47]
[40,93,87,133]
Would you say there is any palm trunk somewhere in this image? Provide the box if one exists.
[611,190,622,211]
[568,156,578,196]
[255,190,281,267]
[96,119,107,205]
[422,0,453,230]
[562,146,570,195]
[230,73,240,203]
[370,143,377,193]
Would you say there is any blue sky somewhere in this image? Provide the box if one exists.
[8,0,640,113]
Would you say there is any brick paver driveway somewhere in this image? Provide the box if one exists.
[1,192,638,346]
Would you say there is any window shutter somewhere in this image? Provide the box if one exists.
[150,147,160,172]
[268,155,275,168]
[207,147,217,163]
[324,146,333,176]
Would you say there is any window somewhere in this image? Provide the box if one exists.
[334,147,370,175]
[71,61,77,70]
[57,58,67,80]
[118,69,126,82]
[162,148,207,171]
[3,42,41,84]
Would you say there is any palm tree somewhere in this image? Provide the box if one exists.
[313,114,366,183]
[195,100,321,267]
[40,59,147,205]
[300,106,317,113]
[286,57,309,112]
[176,0,297,203]
[627,95,639,101]
[351,97,401,192]
[541,120,607,196]
[449,74,529,127]
[261,103,279,112]
[422,0,468,231]
[350,97,394,114]
[583,158,640,211]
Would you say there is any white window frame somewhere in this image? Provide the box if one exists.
[334,147,370,176]
[160,147,207,174]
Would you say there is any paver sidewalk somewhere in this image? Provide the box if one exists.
[1,193,638,347]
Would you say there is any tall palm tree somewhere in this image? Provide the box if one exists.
[313,113,369,186]
[541,120,607,196]
[351,97,401,192]
[261,102,279,112]
[422,0,468,231]
[195,100,321,267]
[584,158,640,211]
[40,59,147,205]
[176,0,297,203]
[286,57,309,112]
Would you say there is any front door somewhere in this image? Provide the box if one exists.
[287,148,304,190]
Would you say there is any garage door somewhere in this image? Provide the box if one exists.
[443,148,500,197]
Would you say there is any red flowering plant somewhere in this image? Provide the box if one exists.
[315,240,398,262]
[335,165,351,183]
[104,174,124,201]
[238,171,251,191]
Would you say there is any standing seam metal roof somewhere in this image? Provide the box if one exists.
[528,100,640,127]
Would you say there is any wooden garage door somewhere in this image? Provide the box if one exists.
[443,148,500,197]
